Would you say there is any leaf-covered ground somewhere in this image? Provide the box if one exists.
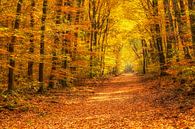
[0,74,195,129]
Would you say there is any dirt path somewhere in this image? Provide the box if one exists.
[0,74,195,129]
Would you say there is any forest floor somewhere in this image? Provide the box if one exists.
[0,74,195,129]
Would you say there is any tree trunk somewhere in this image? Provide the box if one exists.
[153,0,166,75]
[28,0,35,81]
[88,1,96,78]
[142,39,147,74]
[156,24,166,72]
[100,21,108,76]
[59,1,73,87]
[163,0,177,62]
[38,0,48,93]
[188,0,195,56]
[172,0,192,59]
[8,0,23,91]
[48,0,62,89]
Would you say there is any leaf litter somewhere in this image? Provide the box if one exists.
[0,74,195,129]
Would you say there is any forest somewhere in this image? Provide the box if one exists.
[0,0,195,128]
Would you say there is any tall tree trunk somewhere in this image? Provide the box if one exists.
[88,1,96,78]
[156,24,166,73]
[179,0,192,59]
[38,0,48,93]
[28,0,35,81]
[89,27,94,78]
[163,0,177,62]
[188,0,195,56]
[48,0,62,89]
[100,19,109,76]
[153,0,166,75]
[142,39,147,74]
[7,0,23,91]
[88,0,102,78]
[59,1,73,87]
[172,0,192,59]
[70,0,82,83]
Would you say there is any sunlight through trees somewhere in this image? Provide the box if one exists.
[0,0,194,92]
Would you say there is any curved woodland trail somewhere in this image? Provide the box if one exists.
[0,74,195,129]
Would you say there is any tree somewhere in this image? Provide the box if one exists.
[8,0,23,91]
[88,0,115,77]
[163,0,176,62]
[38,0,48,92]
[172,0,192,59]
[153,0,166,75]
[48,0,62,89]
[188,0,195,55]
[28,0,35,82]
[142,39,147,74]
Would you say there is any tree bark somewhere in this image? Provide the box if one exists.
[172,0,192,59]
[38,0,48,93]
[28,0,35,81]
[163,0,177,62]
[142,39,147,74]
[8,0,23,91]
[153,0,166,75]
[188,0,195,56]
[48,0,62,89]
